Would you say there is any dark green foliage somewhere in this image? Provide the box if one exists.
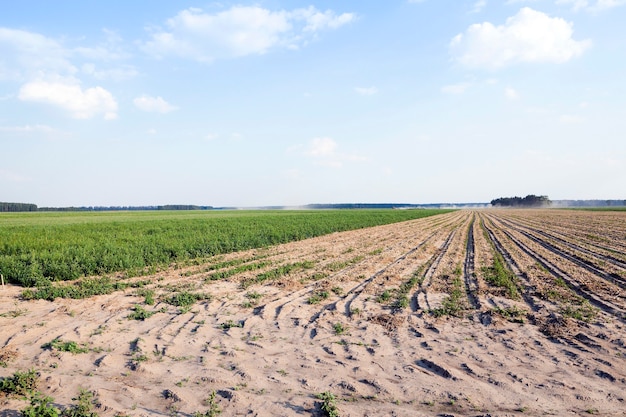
[0,202,38,212]
[0,369,39,396]
[0,209,450,286]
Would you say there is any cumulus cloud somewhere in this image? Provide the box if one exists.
[354,86,378,96]
[140,6,355,62]
[133,95,178,113]
[450,7,591,69]
[18,80,118,120]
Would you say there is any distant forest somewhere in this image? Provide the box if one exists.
[490,195,551,207]
[0,202,213,212]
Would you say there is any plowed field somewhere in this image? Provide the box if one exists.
[1,209,625,416]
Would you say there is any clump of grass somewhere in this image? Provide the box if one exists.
[376,290,392,304]
[482,252,519,299]
[561,300,597,322]
[432,271,466,318]
[492,305,527,323]
[316,391,340,417]
[308,290,330,305]
[41,338,89,354]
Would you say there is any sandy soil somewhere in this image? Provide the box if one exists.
[1,210,625,416]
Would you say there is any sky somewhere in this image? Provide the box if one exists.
[1,0,625,207]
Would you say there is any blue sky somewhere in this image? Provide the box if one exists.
[1,0,625,207]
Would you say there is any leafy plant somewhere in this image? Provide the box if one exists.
[127,305,156,321]
[1,369,39,396]
[61,388,99,417]
[41,339,89,354]
[21,392,60,417]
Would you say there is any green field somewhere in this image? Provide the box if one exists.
[0,209,451,286]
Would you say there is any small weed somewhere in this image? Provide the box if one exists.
[220,320,243,330]
[316,391,340,417]
[277,369,288,376]
[0,302,28,318]
[308,290,330,305]
[333,322,347,335]
[62,388,99,417]
[331,287,343,296]
[376,290,392,303]
[195,390,221,417]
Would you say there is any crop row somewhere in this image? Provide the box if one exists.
[0,209,450,286]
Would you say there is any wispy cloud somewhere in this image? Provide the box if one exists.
[354,86,378,96]
[133,95,178,113]
[140,6,356,62]
[305,137,366,168]
[450,7,591,70]
[556,0,626,12]
[505,86,519,100]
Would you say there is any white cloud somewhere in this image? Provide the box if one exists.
[354,86,378,96]
[505,86,519,99]
[450,7,591,69]
[18,80,118,120]
[133,95,177,113]
[441,82,471,94]
[141,6,355,62]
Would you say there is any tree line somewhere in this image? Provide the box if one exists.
[490,195,551,207]
[0,202,214,212]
